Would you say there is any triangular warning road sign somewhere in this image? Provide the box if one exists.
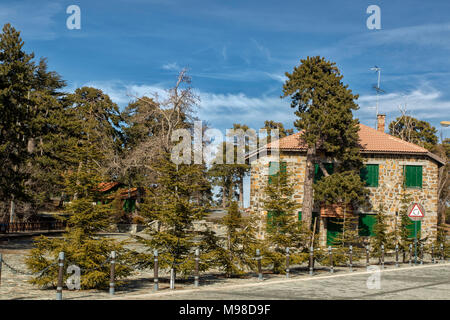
[408,204,424,218]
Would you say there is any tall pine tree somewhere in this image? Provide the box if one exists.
[0,24,36,220]
[282,56,366,228]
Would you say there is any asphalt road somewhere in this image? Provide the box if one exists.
[120,263,450,300]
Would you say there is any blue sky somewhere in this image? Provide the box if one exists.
[2,0,449,133]
[2,0,449,205]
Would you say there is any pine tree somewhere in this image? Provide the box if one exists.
[371,204,395,262]
[137,154,211,276]
[326,212,362,265]
[397,190,414,262]
[26,198,134,289]
[25,58,67,214]
[0,23,36,216]
[388,115,438,151]
[25,86,132,290]
[62,87,123,200]
[261,162,310,273]
[211,201,259,277]
[282,56,365,228]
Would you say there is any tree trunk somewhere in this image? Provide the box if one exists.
[302,146,316,228]
[222,183,227,208]
[318,162,330,177]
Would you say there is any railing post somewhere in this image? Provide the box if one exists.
[395,244,399,268]
[256,249,262,281]
[381,244,385,269]
[349,245,353,272]
[414,238,418,265]
[309,246,314,276]
[328,246,334,273]
[109,251,116,296]
[420,244,424,265]
[285,247,290,279]
[194,248,200,287]
[153,249,159,291]
[431,244,435,264]
[56,252,64,300]
[170,268,175,290]
[409,244,412,266]
[365,244,370,267]
[0,253,2,286]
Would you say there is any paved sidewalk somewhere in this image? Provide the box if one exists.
[116,263,450,300]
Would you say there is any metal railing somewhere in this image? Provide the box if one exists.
[0,221,66,234]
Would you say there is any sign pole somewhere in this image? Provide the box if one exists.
[414,222,417,265]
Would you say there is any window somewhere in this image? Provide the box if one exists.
[404,165,423,188]
[268,161,286,184]
[314,163,334,183]
[360,164,379,187]
[358,214,376,236]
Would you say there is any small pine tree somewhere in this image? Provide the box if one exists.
[261,163,310,273]
[327,212,362,265]
[397,190,414,262]
[210,201,259,277]
[26,198,134,289]
[137,154,211,276]
[371,204,395,262]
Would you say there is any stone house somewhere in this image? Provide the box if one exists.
[249,115,445,246]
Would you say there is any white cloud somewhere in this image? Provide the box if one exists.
[77,79,450,136]
[357,84,450,122]
[162,62,180,71]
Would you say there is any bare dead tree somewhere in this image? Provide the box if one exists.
[119,69,200,182]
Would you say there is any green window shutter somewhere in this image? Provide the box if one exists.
[314,163,333,182]
[405,165,423,188]
[358,214,376,236]
[360,164,379,187]
[417,166,423,188]
[406,220,421,239]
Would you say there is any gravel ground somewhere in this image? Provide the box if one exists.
[0,234,446,300]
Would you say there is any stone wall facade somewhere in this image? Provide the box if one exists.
[249,151,440,244]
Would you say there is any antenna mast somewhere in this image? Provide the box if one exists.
[370,66,384,128]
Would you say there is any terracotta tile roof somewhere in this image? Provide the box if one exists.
[264,124,445,164]
[105,187,139,200]
[97,182,120,192]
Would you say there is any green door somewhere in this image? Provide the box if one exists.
[327,218,343,246]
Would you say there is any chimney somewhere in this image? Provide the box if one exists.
[377,114,386,133]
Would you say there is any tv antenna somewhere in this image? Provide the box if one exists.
[370,66,385,128]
